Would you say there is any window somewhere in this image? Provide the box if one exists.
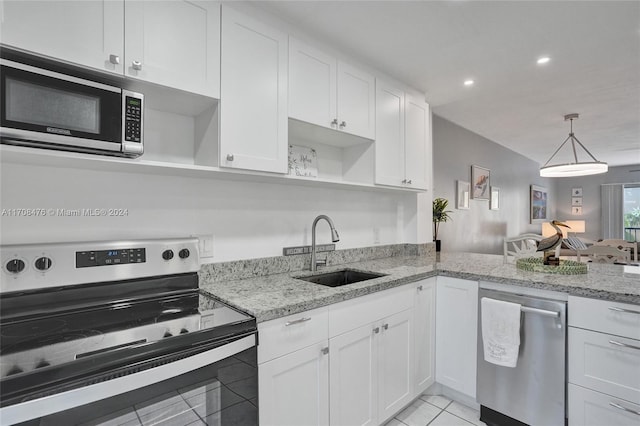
[623,184,640,242]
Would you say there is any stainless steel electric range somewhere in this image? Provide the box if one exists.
[0,238,258,426]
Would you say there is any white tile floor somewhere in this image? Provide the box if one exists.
[386,394,487,426]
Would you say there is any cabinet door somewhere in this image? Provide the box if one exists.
[435,277,478,398]
[337,62,375,139]
[378,309,413,422]
[288,38,336,130]
[124,1,220,98]
[404,94,430,190]
[259,342,329,426]
[220,6,288,173]
[329,324,378,426]
[375,81,405,187]
[569,383,640,426]
[414,278,436,394]
[0,0,124,74]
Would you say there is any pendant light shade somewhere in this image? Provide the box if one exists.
[540,114,608,177]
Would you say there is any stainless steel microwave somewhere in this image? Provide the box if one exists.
[0,52,143,157]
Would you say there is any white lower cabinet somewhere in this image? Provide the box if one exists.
[435,276,478,398]
[259,342,329,426]
[258,280,434,426]
[569,384,640,426]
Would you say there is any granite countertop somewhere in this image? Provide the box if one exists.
[200,252,640,322]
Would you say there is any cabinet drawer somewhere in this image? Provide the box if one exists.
[569,384,640,426]
[328,284,413,338]
[568,327,640,404]
[569,296,640,340]
[258,306,328,364]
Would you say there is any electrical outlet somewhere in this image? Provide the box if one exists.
[197,234,214,258]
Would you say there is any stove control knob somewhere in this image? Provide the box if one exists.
[180,328,189,334]
[162,250,174,261]
[6,366,23,376]
[163,330,173,338]
[179,249,190,259]
[6,259,25,274]
[35,257,52,271]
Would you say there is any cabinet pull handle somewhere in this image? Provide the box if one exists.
[609,340,640,351]
[132,60,142,71]
[417,285,423,291]
[339,121,346,129]
[321,347,329,355]
[373,327,380,334]
[331,119,338,127]
[382,324,388,330]
[285,317,311,327]
[609,306,640,315]
[226,154,234,161]
[109,54,120,65]
[609,402,640,416]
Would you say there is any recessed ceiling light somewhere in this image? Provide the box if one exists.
[464,79,474,86]
[537,56,551,65]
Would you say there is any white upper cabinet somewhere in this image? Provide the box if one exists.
[0,0,125,74]
[1,1,220,97]
[289,37,375,140]
[336,62,375,139]
[288,38,337,129]
[375,80,431,190]
[220,6,288,174]
[124,1,220,98]
[404,93,431,190]
[375,80,405,187]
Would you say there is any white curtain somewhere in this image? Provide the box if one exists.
[601,184,623,239]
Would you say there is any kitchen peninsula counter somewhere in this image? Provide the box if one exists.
[199,252,640,322]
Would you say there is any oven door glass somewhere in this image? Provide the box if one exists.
[15,346,257,426]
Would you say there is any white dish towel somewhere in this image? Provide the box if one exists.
[481,297,522,368]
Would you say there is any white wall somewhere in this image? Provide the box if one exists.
[0,163,422,262]
[433,115,554,254]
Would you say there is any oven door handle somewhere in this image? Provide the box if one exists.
[0,334,255,425]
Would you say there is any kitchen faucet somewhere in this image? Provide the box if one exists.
[311,215,340,271]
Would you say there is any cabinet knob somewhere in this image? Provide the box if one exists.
[417,285,423,291]
[382,323,389,331]
[401,179,407,184]
[132,61,142,71]
[226,154,234,161]
[321,347,329,355]
[109,54,120,65]
[339,121,347,129]
[373,327,380,334]
[407,179,412,184]
[331,118,338,127]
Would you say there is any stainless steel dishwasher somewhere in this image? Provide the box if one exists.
[477,286,567,426]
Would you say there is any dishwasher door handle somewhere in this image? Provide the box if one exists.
[520,306,561,318]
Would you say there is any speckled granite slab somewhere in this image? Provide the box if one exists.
[198,248,639,323]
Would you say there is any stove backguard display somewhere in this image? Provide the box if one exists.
[76,248,146,268]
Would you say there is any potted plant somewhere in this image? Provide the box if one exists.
[433,197,452,252]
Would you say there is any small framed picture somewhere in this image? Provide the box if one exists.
[572,187,583,197]
[573,206,583,215]
[530,185,548,223]
[457,180,470,210]
[490,187,500,210]
[572,197,583,206]
[471,165,490,200]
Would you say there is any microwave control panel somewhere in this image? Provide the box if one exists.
[124,96,142,143]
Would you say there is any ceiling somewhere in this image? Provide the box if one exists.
[255,1,640,168]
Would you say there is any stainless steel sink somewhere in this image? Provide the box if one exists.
[295,269,386,287]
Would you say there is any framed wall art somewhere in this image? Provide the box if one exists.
[457,180,470,209]
[572,187,583,197]
[573,206,583,215]
[490,187,500,210]
[571,197,583,206]
[471,165,490,200]
[530,185,548,223]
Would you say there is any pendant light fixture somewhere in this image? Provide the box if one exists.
[540,113,608,177]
